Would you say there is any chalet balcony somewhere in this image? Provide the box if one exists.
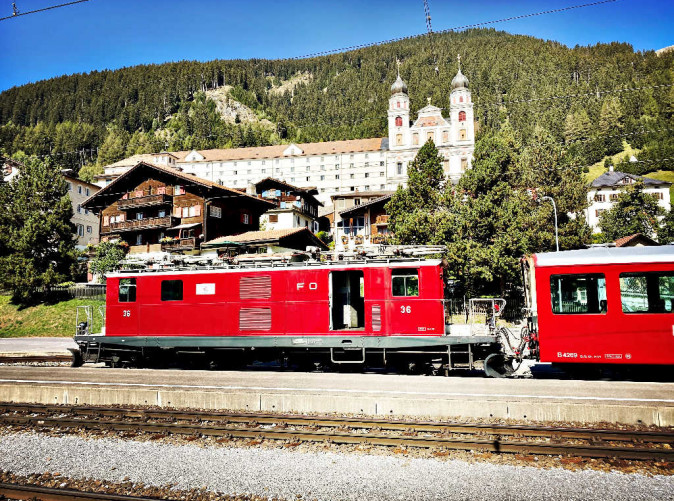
[108,216,177,233]
[117,193,171,210]
[161,237,197,252]
[374,215,389,226]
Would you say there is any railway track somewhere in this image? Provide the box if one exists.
[0,482,164,500]
[0,402,672,461]
[0,355,72,364]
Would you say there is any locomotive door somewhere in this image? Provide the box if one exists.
[329,271,364,330]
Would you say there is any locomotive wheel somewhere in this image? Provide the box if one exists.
[484,353,515,378]
[69,349,84,368]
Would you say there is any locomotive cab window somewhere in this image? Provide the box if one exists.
[392,269,419,297]
[550,274,606,314]
[118,278,136,302]
[161,280,183,301]
[619,272,674,313]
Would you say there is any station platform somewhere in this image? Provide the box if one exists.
[0,337,77,358]
[0,364,672,427]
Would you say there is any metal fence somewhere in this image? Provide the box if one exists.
[41,284,107,301]
[445,295,526,324]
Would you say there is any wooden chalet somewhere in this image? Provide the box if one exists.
[336,194,393,250]
[82,161,274,254]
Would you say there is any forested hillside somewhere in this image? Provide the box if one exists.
[1,28,672,177]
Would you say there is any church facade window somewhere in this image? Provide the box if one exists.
[459,111,466,122]
[442,130,449,143]
[459,129,467,140]
[396,134,403,146]
[395,116,403,127]
[412,133,419,145]
[427,131,434,143]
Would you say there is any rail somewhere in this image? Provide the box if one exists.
[1,403,672,461]
[0,482,165,501]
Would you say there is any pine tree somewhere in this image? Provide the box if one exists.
[599,180,664,240]
[0,156,78,304]
[386,139,445,244]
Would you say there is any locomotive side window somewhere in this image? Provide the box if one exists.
[550,274,606,314]
[161,280,183,301]
[118,278,136,302]
[392,269,419,297]
[619,272,674,313]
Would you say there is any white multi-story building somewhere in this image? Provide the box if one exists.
[586,168,671,233]
[95,66,475,205]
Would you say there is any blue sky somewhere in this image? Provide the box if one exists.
[0,0,672,92]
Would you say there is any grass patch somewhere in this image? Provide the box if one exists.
[584,142,639,183]
[0,295,105,338]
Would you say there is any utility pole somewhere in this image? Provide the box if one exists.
[541,195,560,252]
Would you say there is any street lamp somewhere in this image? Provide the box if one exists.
[540,195,559,252]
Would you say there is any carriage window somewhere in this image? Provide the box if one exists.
[161,280,183,301]
[118,278,136,302]
[392,269,419,297]
[619,272,674,313]
[550,274,606,314]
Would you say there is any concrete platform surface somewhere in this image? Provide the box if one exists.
[0,366,672,426]
[0,337,77,356]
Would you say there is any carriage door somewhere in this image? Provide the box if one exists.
[330,271,364,330]
[112,277,138,335]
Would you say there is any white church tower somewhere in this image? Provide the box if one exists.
[388,64,411,151]
[448,55,475,170]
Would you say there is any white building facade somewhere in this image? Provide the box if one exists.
[585,169,671,233]
[96,67,475,205]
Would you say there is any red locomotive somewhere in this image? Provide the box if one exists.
[73,246,674,376]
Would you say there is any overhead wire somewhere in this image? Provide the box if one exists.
[0,0,89,21]
[287,0,619,60]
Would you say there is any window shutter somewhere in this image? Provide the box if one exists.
[174,207,181,218]
[182,207,189,218]
[157,186,166,195]
[119,213,125,222]
[240,213,246,223]
[195,205,201,216]
[103,216,109,226]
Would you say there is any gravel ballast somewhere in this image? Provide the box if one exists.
[0,432,672,501]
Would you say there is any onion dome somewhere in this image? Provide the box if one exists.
[390,74,408,95]
[451,68,469,90]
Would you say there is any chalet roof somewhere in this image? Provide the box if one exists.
[62,173,101,190]
[331,190,393,201]
[339,194,393,217]
[614,233,660,247]
[82,161,274,211]
[591,171,668,188]
[203,227,328,250]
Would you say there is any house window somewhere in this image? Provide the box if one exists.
[161,280,183,301]
[427,132,434,143]
[461,158,468,171]
[67,183,71,191]
[210,206,222,218]
[364,185,370,190]
[241,212,250,225]
[397,162,403,175]
[459,111,466,122]
[335,174,340,179]
[77,224,84,236]
[395,116,403,127]
[380,161,384,167]
[118,278,136,302]
[459,129,467,140]
[86,225,92,233]
[78,186,82,194]
[136,234,143,245]
[380,171,385,177]
[654,192,664,200]
[320,175,325,181]
[550,274,607,314]
[77,205,81,214]
[413,133,419,145]
[136,212,143,220]
[442,130,449,142]
[182,207,189,218]
[86,188,90,196]
[188,206,196,217]
[350,173,355,179]
[619,272,674,313]
[595,209,605,218]
[364,173,369,178]
[268,214,278,223]
[354,198,361,206]
[175,185,185,195]
[158,210,166,217]
[392,269,419,297]
[594,194,606,202]
[610,194,619,201]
